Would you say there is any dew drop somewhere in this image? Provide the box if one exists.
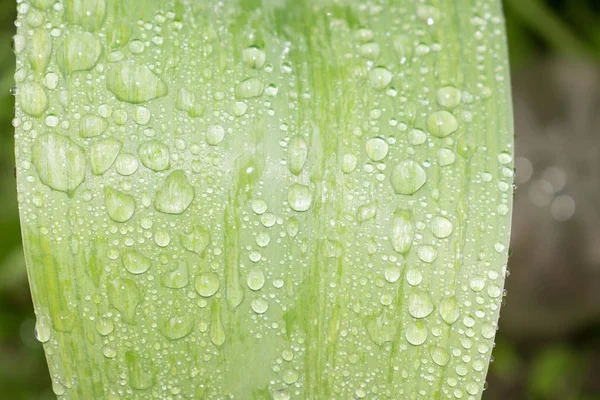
[138,140,170,171]
[115,153,139,176]
[90,138,121,175]
[154,170,195,214]
[369,66,393,90]
[390,161,427,195]
[195,272,220,297]
[251,298,269,314]
[251,199,268,215]
[19,82,48,117]
[436,86,462,108]
[288,184,312,212]
[105,187,135,223]
[107,61,168,103]
[406,268,423,286]
[431,216,453,238]
[122,249,150,274]
[34,315,51,343]
[365,137,389,161]
[439,296,460,324]
[287,135,308,175]
[32,133,86,193]
[247,268,265,291]
[391,210,414,254]
[206,125,225,145]
[384,266,401,283]
[236,77,263,99]
[341,153,358,174]
[408,291,434,318]
[242,46,266,69]
[431,346,450,366]
[428,110,459,138]
[405,321,428,345]
[181,225,210,254]
[437,148,456,166]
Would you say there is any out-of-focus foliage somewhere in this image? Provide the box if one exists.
[0,0,599,399]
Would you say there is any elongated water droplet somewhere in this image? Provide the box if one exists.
[417,245,437,263]
[288,184,312,212]
[29,30,52,73]
[342,153,358,174]
[19,82,48,117]
[104,187,135,223]
[247,268,265,291]
[32,133,86,193]
[210,301,226,346]
[287,135,308,175]
[391,209,414,254]
[34,315,51,343]
[439,296,460,324]
[154,170,195,214]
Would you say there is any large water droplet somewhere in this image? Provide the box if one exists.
[439,296,460,324]
[417,245,437,263]
[406,268,423,286]
[195,272,220,297]
[251,298,269,314]
[108,278,140,324]
[107,61,168,103]
[405,321,428,345]
[288,184,312,212]
[242,46,266,69]
[431,216,453,238]
[122,249,150,274]
[32,133,86,193]
[369,66,393,90]
[427,110,459,138]
[206,125,225,145]
[115,153,139,176]
[19,82,48,117]
[247,268,265,291]
[105,187,136,223]
[180,225,210,254]
[408,291,434,318]
[431,346,450,366]
[154,170,195,214]
[390,161,427,195]
[57,32,102,74]
[160,315,194,340]
[65,0,107,32]
[235,77,263,99]
[437,86,462,108]
[138,140,170,171]
[34,315,51,343]
[365,137,389,161]
[161,261,189,289]
[90,138,121,175]
[29,30,52,73]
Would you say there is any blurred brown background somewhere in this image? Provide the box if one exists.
[1,1,600,399]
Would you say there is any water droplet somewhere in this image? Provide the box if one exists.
[356,202,377,222]
[195,272,220,297]
[105,187,135,223]
[436,86,462,108]
[107,61,168,103]
[369,66,393,90]
[405,321,428,345]
[406,268,423,286]
[384,266,401,283]
[428,110,459,138]
[469,276,485,292]
[125,351,154,390]
[498,151,513,165]
[431,216,453,238]
[232,101,248,116]
[108,278,140,324]
[181,225,210,254]
[19,82,48,117]
[57,32,102,74]
[160,315,194,340]
[408,291,434,318]
[30,0,54,11]
[90,138,121,175]
[273,389,291,400]
[341,153,358,174]
[247,268,265,291]
[65,0,106,31]
[408,128,427,145]
[391,210,414,254]
[29,30,52,73]
[439,296,460,324]
[256,230,270,247]
[138,140,170,171]
[251,199,268,215]
[481,323,496,339]
[288,184,312,212]
[154,170,195,214]
[161,261,189,289]
[282,369,299,384]
[359,42,380,59]
[431,346,450,366]
[365,137,389,161]
[206,125,225,145]
[95,317,114,336]
[287,135,308,175]
[251,298,269,314]
[133,106,151,125]
[122,249,150,274]
[115,153,139,176]
[103,345,117,359]
[437,148,456,166]
[487,284,502,298]
[79,114,108,138]
[236,77,263,99]
[286,217,299,237]
[154,229,171,247]
[34,315,51,343]
[390,161,427,195]
[32,133,86,193]
[242,46,266,69]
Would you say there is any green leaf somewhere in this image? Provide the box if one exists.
[15,0,513,398]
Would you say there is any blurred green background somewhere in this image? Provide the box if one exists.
[1,1,600,399]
